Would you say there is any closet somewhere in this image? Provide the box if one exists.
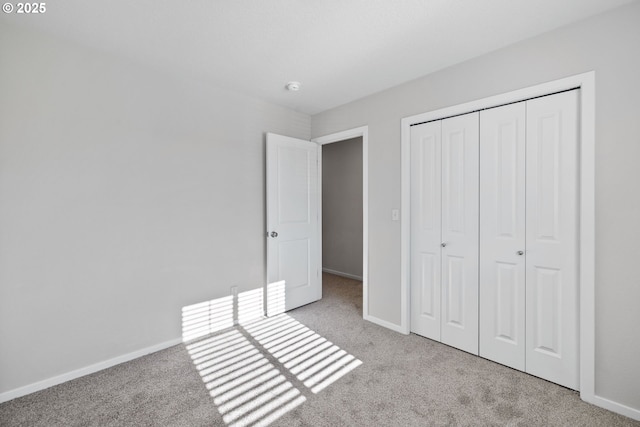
[410,90,579,390]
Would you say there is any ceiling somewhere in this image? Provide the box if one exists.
[3,0,636,115]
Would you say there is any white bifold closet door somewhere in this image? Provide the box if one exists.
[525,91,579,390]
[441,113,479,355]
[479,102,527,371]
[479,90,579,389]
[411,112,479,355]
[410,120,442,341]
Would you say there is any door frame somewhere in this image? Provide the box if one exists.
[312,126,369,320]
[400,73,596,403]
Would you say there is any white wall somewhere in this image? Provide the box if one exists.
[322,137,363,279]
[0,23,310,395]
[312,2,640,412]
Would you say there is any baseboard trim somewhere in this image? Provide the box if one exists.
[0,337,182,404]
[582,393,640,421]
[364,314,406,334]
[322,268,363,281]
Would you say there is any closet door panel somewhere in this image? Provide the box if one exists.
[441,112,479,355]
[410,121,442,340]
[479,103,526,370]
[525,90,579,390]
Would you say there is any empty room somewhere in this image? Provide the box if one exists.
[1,1,639,425]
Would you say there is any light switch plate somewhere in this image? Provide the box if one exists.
[392,209,400,221]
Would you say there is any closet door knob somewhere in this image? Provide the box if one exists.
[441,243,447,248]
[517,250,524,256]
[271,231,278,238]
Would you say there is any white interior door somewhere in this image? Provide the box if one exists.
[266,133,321,312]
[479,102,526,370]
[525,91,579,390]
[440,112,479,355]
[410,120,442,340]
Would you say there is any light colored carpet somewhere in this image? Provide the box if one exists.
[1,273,638,426]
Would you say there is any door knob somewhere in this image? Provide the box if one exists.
[517,250,524,256]
[441,242,447,247]
[271,231,278,238]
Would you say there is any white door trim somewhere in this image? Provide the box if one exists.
[312,126,370,322]
[401,72,599,408]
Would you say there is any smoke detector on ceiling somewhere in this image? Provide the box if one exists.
[285,81,301,91]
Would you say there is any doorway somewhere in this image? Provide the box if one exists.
[313,126,369,319]
[320,136,363,314]
[321,136,363,281]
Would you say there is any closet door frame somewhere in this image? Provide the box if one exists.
[400,72,595,403]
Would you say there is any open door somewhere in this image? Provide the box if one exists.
[266,133,321,313]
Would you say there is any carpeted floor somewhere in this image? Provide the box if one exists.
[1,273,638,426]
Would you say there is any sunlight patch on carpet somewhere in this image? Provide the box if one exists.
[182,281,362,425]
[186,329,305,427]
[244,314,363,394]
